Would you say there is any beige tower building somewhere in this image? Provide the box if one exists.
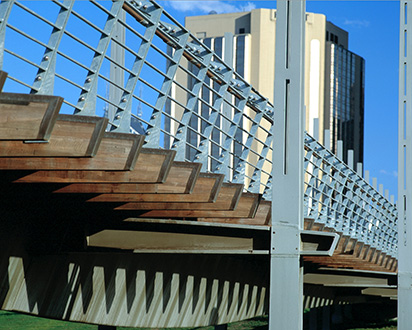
[184,9,364,166]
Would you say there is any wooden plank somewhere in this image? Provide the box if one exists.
[304,252,398,272]
[204,173,225,202]
[54,182,176,194]
[86,132,144,171]
[304,218,315,230]
[0,115,107,157]
[117,193,261,218]
[366,248,377,262]
[351,241,365,258]
[376,253,387,267]
[341,238,358,254]
[0,71,7,92]
[87,230,253,251]
[101,184,243,211]
[85,181,237,206]
[310,222,325,231]
[154,161,201,194]
[198,200,271,226]
[303,255,396,273]
[388,258,398,272]
[14,149,176,183]
[123,218,271,231]
[304,273,392,287]
[53,173,224,199]
[357,244,371,260]
[0,132,144,170]
[370,250,381,264]
[85,162,201,202]
[0,93,62,140]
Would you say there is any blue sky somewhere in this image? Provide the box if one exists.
[159,0,400,200]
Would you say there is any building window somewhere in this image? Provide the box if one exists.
[235,35,245,77]
[239,28,245,34]
[214,37,223,57]
[196,32,206,39]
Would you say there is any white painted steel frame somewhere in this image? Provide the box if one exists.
[31,0,74,95]
[270,0,305,329]
[0,0,14,69]
[0,0,399,260]
[75,0,124,116]
[304,133,398,257]
[399,2,412,328]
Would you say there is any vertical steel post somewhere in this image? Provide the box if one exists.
[75,0,124,116]
[0,0,15,70]
[270,0,305,329]
[31,0,74,95]
[110,2,162,132]
[247,106,272,194]
[193,67,232,168]
[399,2,412,328]
[108,9,126,130]
[215,85,252,176]
[222,32,234,179]
[145,30,190,148]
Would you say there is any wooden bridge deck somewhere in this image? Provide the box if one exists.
[0,72,397,327]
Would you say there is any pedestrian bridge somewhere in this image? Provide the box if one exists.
[0,0,398,328]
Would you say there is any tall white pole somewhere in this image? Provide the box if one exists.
[398,2,412,328]
[270,0,305,329]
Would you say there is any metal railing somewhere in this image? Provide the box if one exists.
[304,134,398,256]
[0,0,397,256]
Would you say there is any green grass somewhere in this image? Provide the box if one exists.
[0,311,96,330]
[0,311,267,330]
[0,311,397,330]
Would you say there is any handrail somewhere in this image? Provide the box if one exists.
[0,0,397,256]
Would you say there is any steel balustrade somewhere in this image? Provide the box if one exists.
[304,133,398,256]
[0,0,398,256]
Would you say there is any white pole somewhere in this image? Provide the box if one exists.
[271,0,305,329]
[399,3,412,328]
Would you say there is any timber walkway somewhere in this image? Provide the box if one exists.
[0,0,399,327]
[0,71,397,327]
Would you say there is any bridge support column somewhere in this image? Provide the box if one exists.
[271,0,305,330]
[399,2,412,329]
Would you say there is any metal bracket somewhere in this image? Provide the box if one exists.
[300,230,340,256]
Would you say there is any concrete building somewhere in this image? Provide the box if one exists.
[181,9,365,166]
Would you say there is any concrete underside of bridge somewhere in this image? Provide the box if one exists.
[0,169,398,327]
[0,74,398,327]
[0,232,397,328]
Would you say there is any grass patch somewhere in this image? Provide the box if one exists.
[0,311,95,330]
[0,311,397,330]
